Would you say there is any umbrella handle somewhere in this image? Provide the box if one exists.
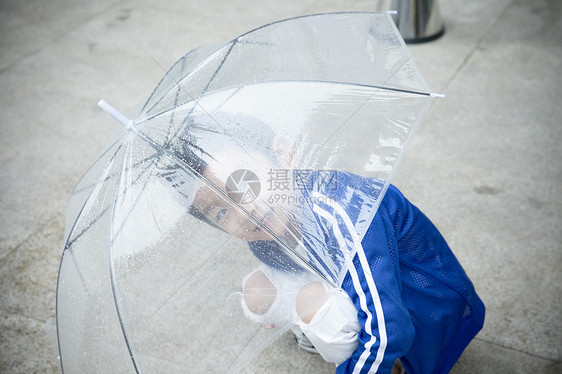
[98,99,133,129]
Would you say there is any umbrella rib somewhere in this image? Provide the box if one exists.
[136,79,430,130]
[110,151,164,246]
[107,138,142,374]
[110,163,158,243]
[70,151,159,196]
[201,39,237,94]
[320,54,425,148]
[59,242,93,297]
[67,134,125,196]
[162,85,182,147]
[65,151,160,249]
[141,50,206,118]
[140,53,189,115]
[163,56,188,147]
[65,134,162,259]
[140,40,236,118]
[60,133,131,299]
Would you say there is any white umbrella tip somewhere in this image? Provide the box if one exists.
[97,99,133,128]
[430,92,445,98]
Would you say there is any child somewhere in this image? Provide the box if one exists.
[169,125,485,374]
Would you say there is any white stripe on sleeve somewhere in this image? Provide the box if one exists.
[312,196,387,373]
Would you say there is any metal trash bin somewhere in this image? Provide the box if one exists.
[380,0,445,43]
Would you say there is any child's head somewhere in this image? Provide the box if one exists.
[169,114,296,242]
[192,146,296,241]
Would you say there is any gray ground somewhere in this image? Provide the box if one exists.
[1,0,561,373]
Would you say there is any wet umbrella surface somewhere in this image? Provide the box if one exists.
[56,12,439,373]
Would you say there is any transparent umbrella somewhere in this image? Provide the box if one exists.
[56,12,439,373]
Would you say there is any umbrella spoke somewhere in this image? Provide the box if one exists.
[108,138,142,374]
[71,151,159,196]
[320,54,424,148]
[64,138,126,248]
[66,149,161,248]
[141,54,189,115]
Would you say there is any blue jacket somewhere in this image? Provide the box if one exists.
[249,173,485,374]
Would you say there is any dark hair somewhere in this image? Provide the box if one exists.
[172,140,209,175]
[165,136,230,231]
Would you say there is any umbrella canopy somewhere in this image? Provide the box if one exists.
[56,12,437,373]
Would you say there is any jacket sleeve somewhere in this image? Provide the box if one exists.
[336,194,415,374]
